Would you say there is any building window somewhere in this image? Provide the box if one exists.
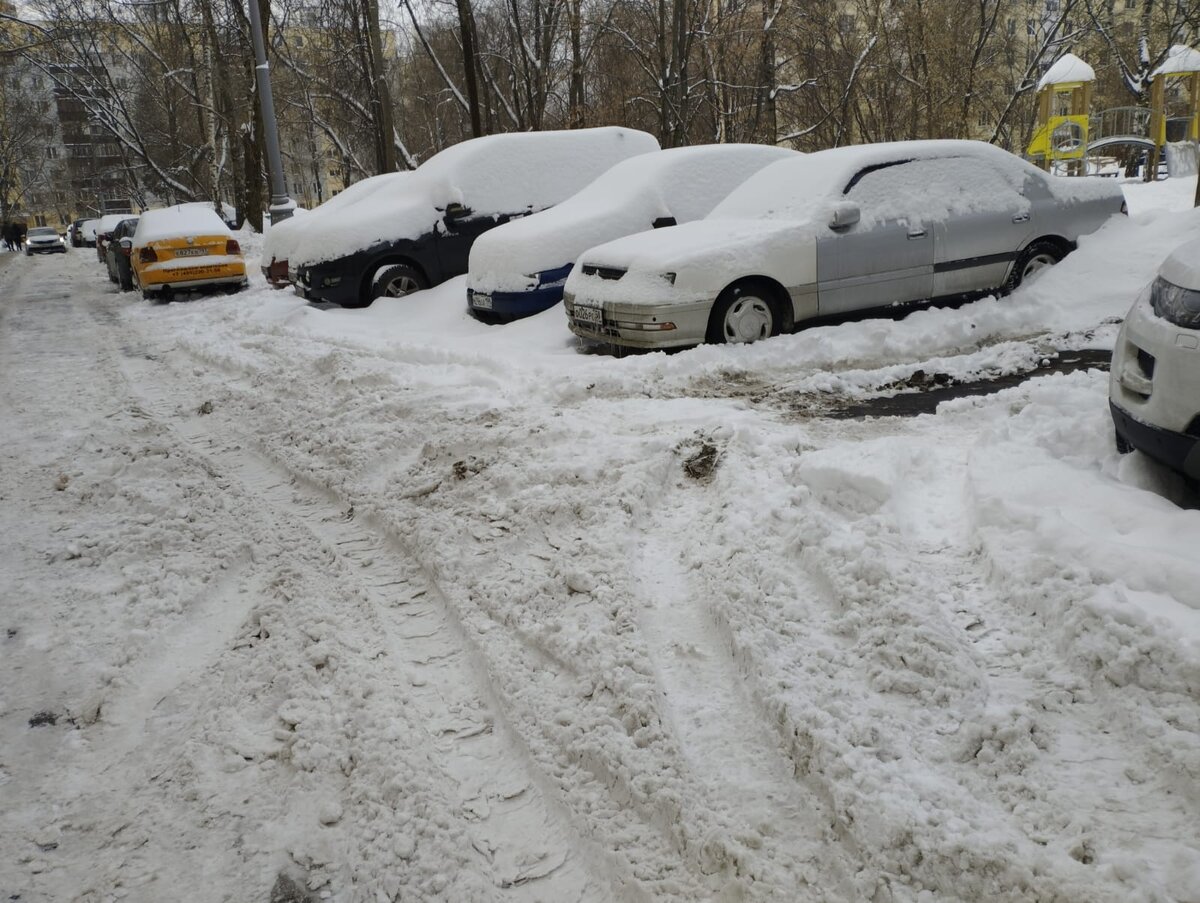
[838,13,855,30]
[1007,18,1016,35]
[1027,18,1036,35]
[46,146,59,158]
[1125,0,1136,7]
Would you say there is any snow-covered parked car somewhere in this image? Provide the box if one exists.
[564,139,1126,350]
[1110,238,1200,480]
[261,173,409,287]
[127,205,247,301]
[465,144,797,322]
[94,213,131,264]
[78,218,100,248]
[293,127,659,308]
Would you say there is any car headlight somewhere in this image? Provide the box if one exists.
[322,275,341,287]
[1149,276,1200,329]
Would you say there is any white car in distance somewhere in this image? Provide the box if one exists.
[563,139,1125,350]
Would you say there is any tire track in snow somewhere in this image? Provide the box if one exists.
[633,505,862,900]
[91,300,615,901]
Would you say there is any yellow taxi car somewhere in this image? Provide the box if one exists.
[126,204,248,301]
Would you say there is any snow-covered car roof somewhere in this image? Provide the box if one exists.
[468,143,796,293]
[132,205,232,246]
[264,172,410,265]
[710,139,1120,225]
[97,214,132,233]
[80,219,100,237]
[290,127,660,268]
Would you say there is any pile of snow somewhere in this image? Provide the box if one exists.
[1038,52,1096,89]
[132,205,233,246]
[468,144,795,294]
[289,127,659,268]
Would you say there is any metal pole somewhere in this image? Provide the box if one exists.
[247,0,294,223]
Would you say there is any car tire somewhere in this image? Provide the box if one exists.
[371,264,427,303]
[119,269,133,291]
[1005,240,1064,293]
[706,282,781,345]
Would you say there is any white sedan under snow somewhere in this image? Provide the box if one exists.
[464,143,797,321]
[563,139,1126,350]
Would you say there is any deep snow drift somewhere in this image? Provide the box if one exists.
[1,175,1198,903]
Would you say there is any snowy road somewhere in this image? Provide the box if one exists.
[3,184,1200,903]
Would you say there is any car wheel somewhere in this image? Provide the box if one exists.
[1005,241,1063,293]
[371,265,426,302]
[707,284,779,345]
[119,270,133,291]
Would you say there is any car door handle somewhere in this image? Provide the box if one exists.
[1012,213,1030,223]
[907,229,927,239]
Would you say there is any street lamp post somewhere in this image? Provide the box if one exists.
[247,0,294,224]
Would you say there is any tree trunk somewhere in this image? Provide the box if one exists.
[456,0,484,137]
[364,0,397,172]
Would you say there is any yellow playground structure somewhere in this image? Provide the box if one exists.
[1027,46,1200,178]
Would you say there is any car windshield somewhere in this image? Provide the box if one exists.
[29,227,57,236]
[709,158,841,223]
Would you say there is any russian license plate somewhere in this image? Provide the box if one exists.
[574,304,602,325]
[472,292,493,310]
[174,247,208,258]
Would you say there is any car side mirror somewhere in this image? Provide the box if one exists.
[119,238,132,250]
[652,216,677,229]
[829,202,860,230]
[442,202,471,228]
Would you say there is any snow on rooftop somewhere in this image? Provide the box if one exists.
[1038,53,1096,90]
[1152,44,1200,77]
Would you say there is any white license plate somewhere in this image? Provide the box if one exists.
[574,305,602,325]
[472,292,493,310]
[174,247,208,258]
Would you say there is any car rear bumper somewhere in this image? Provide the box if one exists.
[141,274,248,292]
[1111,400,1200,478]
[262,258,292,287]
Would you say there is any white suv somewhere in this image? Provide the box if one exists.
[1110,238,1200,480]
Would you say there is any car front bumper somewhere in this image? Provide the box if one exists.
[1109,293,1200,477]
[468,284,564,319]
[1110,401,1200,478]
[563,290,713,349]
[27,243,66,253]
[295,261,360,305]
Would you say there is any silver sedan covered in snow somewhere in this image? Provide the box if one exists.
[564,139,1125,350]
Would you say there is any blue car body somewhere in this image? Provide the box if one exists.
[467,262,574,319]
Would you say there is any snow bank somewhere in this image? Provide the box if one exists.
[467,144,794,294]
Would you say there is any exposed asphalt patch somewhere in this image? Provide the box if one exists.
[829,349,1111,419]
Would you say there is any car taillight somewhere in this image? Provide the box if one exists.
[226,239,240,255]
[139,247,158,264]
